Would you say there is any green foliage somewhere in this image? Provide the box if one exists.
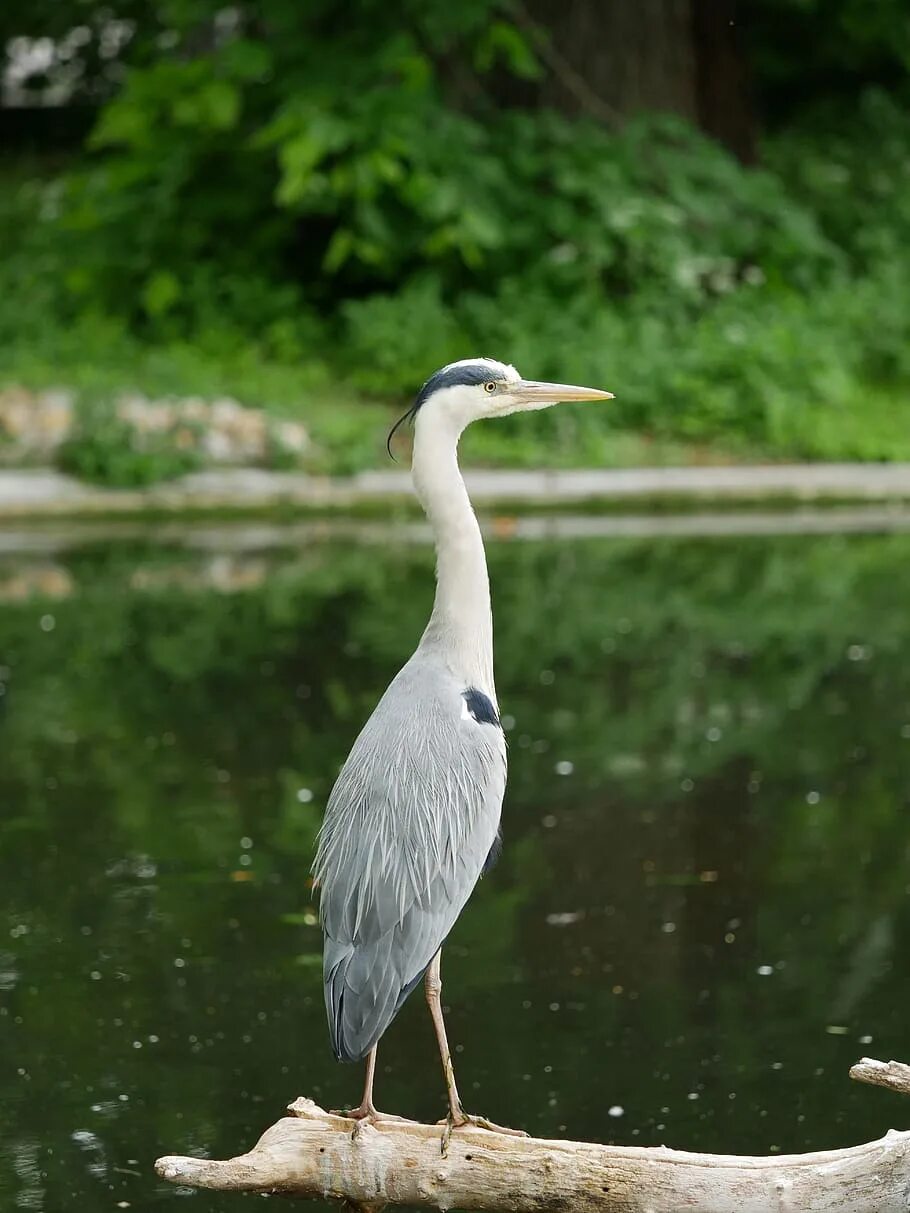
[342,279,471,389]
[750,0,910,123]
[766,89,910,269]
[59,398,203,485]
[1,3,910,476]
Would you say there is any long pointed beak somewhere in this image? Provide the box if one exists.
[514,380,614,404]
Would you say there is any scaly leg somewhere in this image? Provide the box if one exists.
[338,1044,380,1120]
[424,949,527,1154]
[331,1046,413,1134]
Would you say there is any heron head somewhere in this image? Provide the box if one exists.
[388,357,613,454]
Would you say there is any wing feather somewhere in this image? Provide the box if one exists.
[313,657,506,1062]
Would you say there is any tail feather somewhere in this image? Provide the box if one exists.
[325,941,426,1062]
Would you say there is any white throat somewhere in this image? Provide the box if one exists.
[410,407,495,697]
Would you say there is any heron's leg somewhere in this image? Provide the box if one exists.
[424,950,464,1120]
[424,950,527,1154]
[350,1045,380,1119]
[331,1047,413,1131]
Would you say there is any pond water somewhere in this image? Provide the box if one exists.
[1,513,909,1210]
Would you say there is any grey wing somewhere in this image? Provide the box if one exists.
[312,657,506,1062]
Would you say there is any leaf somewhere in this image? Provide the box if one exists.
[474,21,541,80]
[197,80,241,131]
[142,270,182,318]
[219,38,273,82]
[322,228,355,273]
[90,98,151,151]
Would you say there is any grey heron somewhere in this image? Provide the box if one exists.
[313,357,612,1136]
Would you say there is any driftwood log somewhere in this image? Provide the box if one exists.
[850,1057,910,1098]
[155,1057,910,1212]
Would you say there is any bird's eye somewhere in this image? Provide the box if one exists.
[483,381,497,394]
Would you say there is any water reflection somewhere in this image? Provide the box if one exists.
[1,518,908,1211]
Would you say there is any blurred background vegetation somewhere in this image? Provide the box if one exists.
[1,0,909,476]
[3,6,910,1197]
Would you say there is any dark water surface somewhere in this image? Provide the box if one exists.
[1,517,909,1210]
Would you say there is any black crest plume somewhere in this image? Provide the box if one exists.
[386,362,501,460]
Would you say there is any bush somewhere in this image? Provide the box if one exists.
[59,398,203,486]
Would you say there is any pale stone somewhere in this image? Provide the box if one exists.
[0,387,74,453]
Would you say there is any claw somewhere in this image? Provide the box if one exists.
[439,1115,454,1157]
[331,1105,415,1140]
[436,1109,528,1154]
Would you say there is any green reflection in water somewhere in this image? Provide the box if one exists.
[1,527,908,1210]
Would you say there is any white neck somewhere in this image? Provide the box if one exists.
[411,408,495,696]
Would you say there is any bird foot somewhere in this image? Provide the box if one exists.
[436,1108,528,1155]
[331,1103,415,1139]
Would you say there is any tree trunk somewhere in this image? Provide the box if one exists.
[691,0,757,162]
[518,0,698,123]
[508,0,757,160]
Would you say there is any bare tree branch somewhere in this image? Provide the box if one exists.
[850,1057,910,1098]
[155,1060,910,1212]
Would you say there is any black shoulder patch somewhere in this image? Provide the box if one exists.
[463,687,500,726]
